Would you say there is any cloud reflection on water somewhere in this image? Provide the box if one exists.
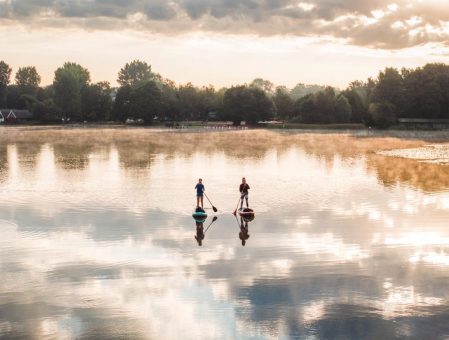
[0,128,449,338]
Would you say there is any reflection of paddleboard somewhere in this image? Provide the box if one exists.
[193,216,207,223]
[238,208,255,218]
[192,207,207,219]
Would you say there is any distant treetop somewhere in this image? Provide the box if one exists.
[117,60,154,87]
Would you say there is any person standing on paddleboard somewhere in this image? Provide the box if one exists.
[239,177,250,209]
[195,178,205,209]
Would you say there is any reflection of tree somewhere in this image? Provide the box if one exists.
[114,141,156,168]
[14,142,42,168]
[368,155,449,192]
[0,145,7,173]
[2,128,449,192]
[53,143,94,170]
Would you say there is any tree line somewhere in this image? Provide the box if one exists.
[1,60,449,127]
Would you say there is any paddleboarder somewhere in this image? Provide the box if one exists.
[195,178,205,209]
[239,177,250,209]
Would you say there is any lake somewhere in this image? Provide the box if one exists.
[1,127,449,339]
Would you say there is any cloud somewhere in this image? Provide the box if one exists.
[1,0,449,48]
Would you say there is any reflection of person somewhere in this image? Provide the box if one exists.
[195,178,205,209]
[239,177,250,209]
[239,217,250,246]
[195,221,205,246]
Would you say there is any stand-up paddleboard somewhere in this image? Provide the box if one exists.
[238,208,255,220]
[192,207,207,220]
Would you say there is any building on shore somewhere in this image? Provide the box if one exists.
[0,109,33,124]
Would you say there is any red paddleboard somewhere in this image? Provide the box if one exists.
[238,208,255,217]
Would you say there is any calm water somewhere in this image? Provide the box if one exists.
[1,127,449,339]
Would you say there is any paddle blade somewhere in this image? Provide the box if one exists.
[213,206,218,212]
[212,216,218,222]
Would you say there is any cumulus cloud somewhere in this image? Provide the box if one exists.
[1,0,449,49]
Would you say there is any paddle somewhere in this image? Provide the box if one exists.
[232,197,241,215]
[204,193,218,212]
[204,216,218,234]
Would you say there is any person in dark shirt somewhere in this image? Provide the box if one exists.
[239,177,250,209]
[195,178,205,209]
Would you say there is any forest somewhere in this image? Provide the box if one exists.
[1,60,449,128]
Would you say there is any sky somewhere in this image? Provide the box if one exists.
[1,0,449,89]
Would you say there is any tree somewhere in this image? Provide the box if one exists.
[53,62,90,120]
[36,85,54,103]
[117,60,153,87]
[291,87,351,124]
[178,83,201,120]
[199,85,223,120]
[113,85,132,122]
[113,80,161,122]
[156,77,180,121]
[15,66,41,96]
[6,85,22,109]
[130,81,161,121]
[313,87,337,123]
[223,85,274,125]
[341,83,369,123]
[249,78,275,96]
[368,102,397,128]
[335,95,352,123]
[273,87,294,120]
[292,94,315,123]
[81,81,112,121]
[33,98,59,122]
[290,83,327,100]
[177,84,222,121]
[0,60,12,107]
[402,63,449,119]
[371,67,405,117]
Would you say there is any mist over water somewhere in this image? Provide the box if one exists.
[1,127,449,339]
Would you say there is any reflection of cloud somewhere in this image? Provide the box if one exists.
[256,259,293,278]
[410,251,449,266]
[302,300,326,324]
[0,219,241,338]
[286,232,369,262]
[381,285,443,318]
[1,128,449,338]
[383,232,449,246]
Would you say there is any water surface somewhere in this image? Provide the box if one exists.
[1,127,449,339]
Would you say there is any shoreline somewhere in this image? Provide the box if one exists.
[2,123,449,135]
[2,120,449,131]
